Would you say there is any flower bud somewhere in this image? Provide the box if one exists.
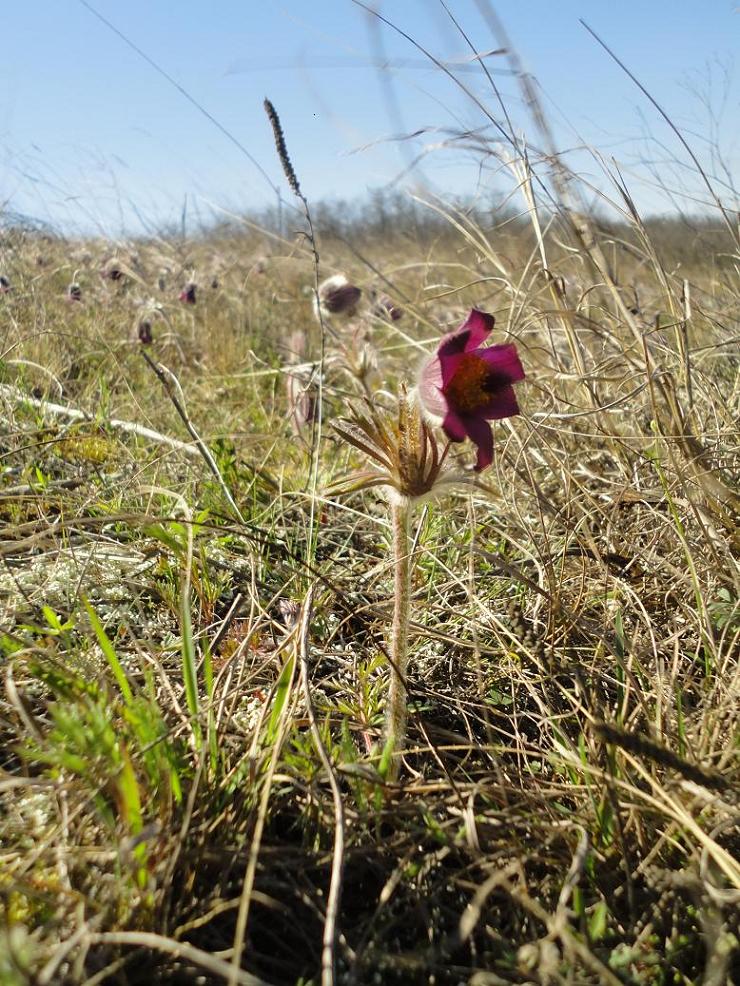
[315,274,361,320]
[179,282,197,304]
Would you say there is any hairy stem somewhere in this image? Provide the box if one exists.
[385,496,412,780]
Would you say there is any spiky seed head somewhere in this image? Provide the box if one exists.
[264,98,301,196]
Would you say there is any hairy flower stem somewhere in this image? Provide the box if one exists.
[385,496,412,781]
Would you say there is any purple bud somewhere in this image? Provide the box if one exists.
[103,264,123,282]
[138,319,153,344]
[316,274,361,319]
[373,294,403,321]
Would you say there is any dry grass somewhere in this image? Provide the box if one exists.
[1,49,739,986]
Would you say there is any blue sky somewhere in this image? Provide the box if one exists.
[1,1,738,234]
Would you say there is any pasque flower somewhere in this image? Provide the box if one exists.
[102,261,123,282]
[330,389,455,780]
[179,282,197,304]
[315,274,361,320]
[418,308,524,472]
[330,388,452,504]
[370,289,403,322]
[137,319,153,345]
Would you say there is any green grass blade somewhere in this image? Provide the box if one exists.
[180,590,201,748]
[83,597,134,706]
[266,655,294,746]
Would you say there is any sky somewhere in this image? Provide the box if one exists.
[1,1,738,235]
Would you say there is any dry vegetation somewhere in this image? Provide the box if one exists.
[1,62,739,986]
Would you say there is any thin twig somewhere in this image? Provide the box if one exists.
[580,20,739,249]
[140,352,275,521]
[89,931,275,986]
[262,97,327,560]
[0,382,200,457]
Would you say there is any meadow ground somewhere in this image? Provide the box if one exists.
[0,186,738,985]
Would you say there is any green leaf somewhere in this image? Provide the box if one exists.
[589,900,609,942]
[83,598,133,706]
[180,591,201,748]
[143,522,186,556]
[377,733,395,780]
[266,656,294,745]
[117,750,143,835]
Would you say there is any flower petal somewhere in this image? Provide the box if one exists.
[438,309,495,361]
[477,343,525,384]
[458,308,495,350]
[417,356,448,417]
[439,350,466,389]
[442,410,467,442]
[422,310,498,403]
[462,415,494,472]
[478,384,520,420]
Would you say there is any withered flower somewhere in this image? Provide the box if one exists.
[345,340,378,393]
[281,329,316,437]
[286,373,317,435]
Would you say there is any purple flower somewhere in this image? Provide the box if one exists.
[137,319,153,345]
[372,293,403,322]
[102,263,123,282]
[418,309,524,472]
[315,274,361,319]
[179,283,197,304]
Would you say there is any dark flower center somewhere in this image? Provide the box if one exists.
[443,353,502,413]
